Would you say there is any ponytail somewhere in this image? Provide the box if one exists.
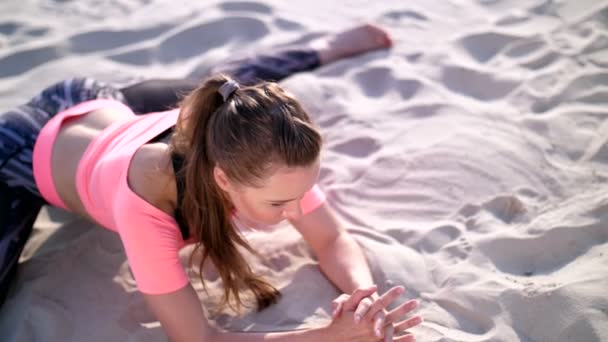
[171,74,281,312]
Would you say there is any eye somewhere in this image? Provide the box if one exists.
[270,203,285,207]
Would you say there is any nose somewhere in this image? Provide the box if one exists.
[282,201,302,221]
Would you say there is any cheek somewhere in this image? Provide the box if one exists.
[234,194,283,223]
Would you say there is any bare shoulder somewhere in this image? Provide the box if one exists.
[127,143,176,216]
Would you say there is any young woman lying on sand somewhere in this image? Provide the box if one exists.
[0,24,422,341]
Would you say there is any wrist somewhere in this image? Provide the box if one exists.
[318,322,333,339]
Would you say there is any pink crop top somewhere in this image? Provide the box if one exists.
[32,99,326,294]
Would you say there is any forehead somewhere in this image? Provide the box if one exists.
[255,161,321,198]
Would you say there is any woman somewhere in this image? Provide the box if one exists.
[0,24,422,341]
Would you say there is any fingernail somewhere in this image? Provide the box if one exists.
[396,286,405,294]
[354,314,361,324]
[332,309,337,317]
[375,328,381,337]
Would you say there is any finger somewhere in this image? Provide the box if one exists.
[332,301,343,319]
[331,294,349,311]
[364,286,405,321]
[342,285,378,312]
[373,310,386,338]
[353,297,374,323]
[331,294,349,319]
[385,299,419,324]
[394,316,423,334]
[394,333,415,342]
[383,324,394,342]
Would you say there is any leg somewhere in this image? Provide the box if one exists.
[118,24,392,113]
[117,49,319,113]
[0,185,42,307]
[0,105,44,308]
[211,23,392,85]
[119,79,199,114]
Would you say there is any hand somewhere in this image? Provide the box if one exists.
[323,310,384,342]
[330,285,422,341]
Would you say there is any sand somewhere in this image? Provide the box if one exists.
[1,0,607,341]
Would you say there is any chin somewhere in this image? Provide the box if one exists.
[236,214,282,229]
[256,217,284,227]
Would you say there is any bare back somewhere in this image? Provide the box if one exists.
[51,109,136,220]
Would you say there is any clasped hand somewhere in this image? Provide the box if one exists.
[326,285,422,342]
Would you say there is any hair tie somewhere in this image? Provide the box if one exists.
[218,80,240,102]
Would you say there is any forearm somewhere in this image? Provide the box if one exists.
[316,232,375,294]
[210,325,328,342]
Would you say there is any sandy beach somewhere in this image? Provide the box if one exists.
[1,0,607,341]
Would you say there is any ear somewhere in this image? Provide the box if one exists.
[213,165,232,192]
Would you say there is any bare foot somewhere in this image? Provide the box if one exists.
[313,24,393,65]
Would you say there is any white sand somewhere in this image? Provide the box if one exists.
[1,0,608,341]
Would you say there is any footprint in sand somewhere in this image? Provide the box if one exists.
[458,195,527,224]
[495,11,531,26]
[0,20,49,39]
[352,66,423,100]
[0,45,62,78]
[68,23,174,54]
[478,223,608,276]
[482,195,527,224]
[440,64,519,101]
[503,38,546,58]
[415,224,462,254]
[432,296,496,336]
[518,50,561,70]
[457,31,524,63]
[441,237,474,264]
[530,72,608,113]
[585,36,608,67]
[415,224,474,266]
[109,16,269,65]
[0,21,176,75]
[0,21,20,35]
[382,9,429,23]
[219,1,273,14]
[332,136,381,158]
[273,18,304,31]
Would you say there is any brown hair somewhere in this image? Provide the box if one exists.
[170,74,322,312]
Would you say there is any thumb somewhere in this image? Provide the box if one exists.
[331,293,350,319]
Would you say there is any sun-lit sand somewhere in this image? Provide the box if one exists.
[1,1,607,341]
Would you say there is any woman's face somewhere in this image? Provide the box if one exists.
[214,160,321,229]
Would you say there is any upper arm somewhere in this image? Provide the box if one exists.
[144,284,216,342]
[120,145,217,340]
[289,202,344,257]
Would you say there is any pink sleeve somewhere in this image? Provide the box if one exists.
[299,184,326,215]
[114,191,189,295]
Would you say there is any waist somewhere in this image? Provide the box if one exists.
[33,100,134,215]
